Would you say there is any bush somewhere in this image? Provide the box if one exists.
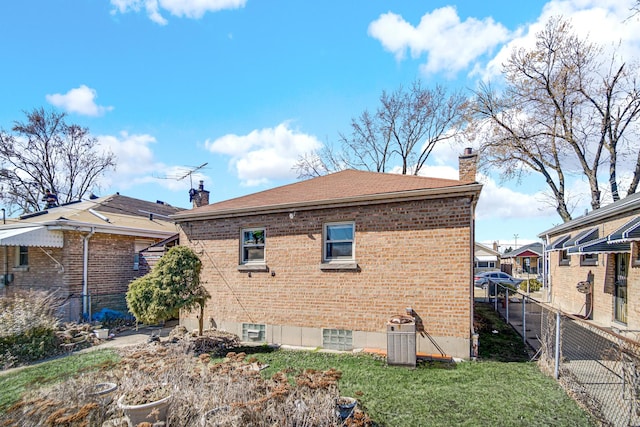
[520,278,543,292]
[0,291,61,369]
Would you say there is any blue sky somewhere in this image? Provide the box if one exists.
[1,0,639,249]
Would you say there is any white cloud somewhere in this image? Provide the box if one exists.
[368,7,511,76]
[110,0,246,25]
[475,174,557,220]
[46,85,113,117]
[204,123,323,186]
[481,0,640,81]
[97,131,208,192]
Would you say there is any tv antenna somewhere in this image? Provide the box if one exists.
[156,162,208,189]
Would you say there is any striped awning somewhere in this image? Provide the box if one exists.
[563,227,599,248]
[608,216,640,243]
[567,237,630,255]
[0,226,63,247]
[548,234,571,250]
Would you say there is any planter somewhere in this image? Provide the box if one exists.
[90,382,117,405]
[94,328,109,339]
[336,397,357,421]
[118,394,172,427]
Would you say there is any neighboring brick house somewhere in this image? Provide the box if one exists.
[539,192,640,334]
[173,151,482,359]
[474,242,500,274]
[0,194,181,321]
[501,242,543,277]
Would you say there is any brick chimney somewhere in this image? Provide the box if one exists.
[458,147,478,183]
[190,180,210,208]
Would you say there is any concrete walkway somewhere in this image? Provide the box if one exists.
[0,322,177,377]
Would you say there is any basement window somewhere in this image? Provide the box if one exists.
[242,323,265,342]
[322,328,353,351]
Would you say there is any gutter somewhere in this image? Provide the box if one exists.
[82,227,95,319]
[172,183,483,222]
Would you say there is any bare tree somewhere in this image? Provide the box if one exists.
[472,17,640,222]
[294,80,468,178]
[0,108,116,214]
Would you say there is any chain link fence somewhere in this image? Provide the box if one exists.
[484,282,640,426]
[58,292,133,325]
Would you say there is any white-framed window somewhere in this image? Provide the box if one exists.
[241,228,265,264]
[323,222,355,262]
[475,261,496,269]
[580,253,598,266]
[15,246,29,267]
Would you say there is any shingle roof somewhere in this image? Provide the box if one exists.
[174,169,480,220]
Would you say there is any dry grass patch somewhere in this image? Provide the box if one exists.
[0,330,368,426]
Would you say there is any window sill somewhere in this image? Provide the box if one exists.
[320,261,359,271]
[12,266,29,272]
[237,263,268,272]
[559,261,570,267]
[580,261,598,267]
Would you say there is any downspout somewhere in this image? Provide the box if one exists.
[544,234,550,303]
[82,228,95,318]
[2,209,7,287]
[469,194,479,359]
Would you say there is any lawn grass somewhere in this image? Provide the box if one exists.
[0,303,595,426]
[237,349,593,427]
[0,349,120,411]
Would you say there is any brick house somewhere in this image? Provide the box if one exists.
[0,194,181,321]
[539,193,640,334]
[173,151,482,359]
[501,242,543,278]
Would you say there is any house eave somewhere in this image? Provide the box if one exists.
[538,193,640,238]
[172,183,483,222]
[44,220,178,239]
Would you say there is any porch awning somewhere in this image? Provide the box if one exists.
[563,227,599,248]
[475,255,497,262]
[0,226,63,247]
[608,216,640,243]
[567,237,630,255]
[548,234,571,250]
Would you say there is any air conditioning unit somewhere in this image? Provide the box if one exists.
[387,316,416,367]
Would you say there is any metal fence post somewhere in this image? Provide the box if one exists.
[554,310,560,380]
[506,288,509,322]
[522,295,527,344]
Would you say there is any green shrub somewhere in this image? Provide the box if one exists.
[520,278,543,292]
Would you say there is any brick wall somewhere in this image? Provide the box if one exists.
[3,231,163,319]
[180,195,475,348]
[548,215,640,330]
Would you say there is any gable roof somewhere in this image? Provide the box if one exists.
[173,169,482,221]
[502,242,543,258]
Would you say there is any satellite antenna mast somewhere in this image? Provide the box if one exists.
[176,162,208,189]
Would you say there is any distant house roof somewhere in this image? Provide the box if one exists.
[173,169,482,221]
[502,242,543,258]
[0,194,180,245]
